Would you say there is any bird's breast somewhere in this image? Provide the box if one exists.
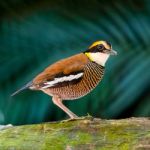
[42,62,105,100]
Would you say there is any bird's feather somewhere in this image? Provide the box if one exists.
[11,81,33,96]
[33,53,89,88]
[42,72,83,88]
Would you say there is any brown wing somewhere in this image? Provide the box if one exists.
[33,53,89,86]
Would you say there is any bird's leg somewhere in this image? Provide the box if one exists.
[52,95,78,119]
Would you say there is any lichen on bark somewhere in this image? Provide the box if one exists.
[0,117,149,150]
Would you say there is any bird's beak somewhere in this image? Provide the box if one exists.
[108,49,117,55]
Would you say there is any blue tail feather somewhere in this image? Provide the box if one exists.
[11,81,33,97]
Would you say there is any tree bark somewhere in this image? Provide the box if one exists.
[0,117,150,150]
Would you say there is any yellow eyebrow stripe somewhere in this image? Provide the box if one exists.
[89,41,102,49]
[89,41,110,49]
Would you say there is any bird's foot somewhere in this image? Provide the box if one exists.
[78,115,94,121]
[60,115,94,123]
[60,116,79,123]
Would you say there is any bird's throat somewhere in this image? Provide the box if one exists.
[85,52,110,66]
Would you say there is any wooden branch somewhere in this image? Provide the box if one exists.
[0,117,150,150]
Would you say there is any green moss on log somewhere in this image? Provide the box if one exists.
[0,117,150,150]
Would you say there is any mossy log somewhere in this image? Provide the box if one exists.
[0,117,150,150]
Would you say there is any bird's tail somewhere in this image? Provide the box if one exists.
[11,81,33,97]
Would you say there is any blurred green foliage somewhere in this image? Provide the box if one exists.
[0,0,149,125]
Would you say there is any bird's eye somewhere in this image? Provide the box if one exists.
[97,44,104,50]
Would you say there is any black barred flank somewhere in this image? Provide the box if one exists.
[42,62,105,100]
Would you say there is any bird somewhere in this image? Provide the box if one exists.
[11,40,117,119]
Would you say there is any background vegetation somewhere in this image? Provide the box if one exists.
[0,0,149,125]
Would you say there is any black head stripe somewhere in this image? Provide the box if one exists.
[84,46,98,53]
[105,41,112,49]
[83,41,111,53]
[84,45,104,53]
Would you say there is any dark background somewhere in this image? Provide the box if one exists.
[0,0,149,125]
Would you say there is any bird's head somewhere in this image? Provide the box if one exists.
[84,41,117,66]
